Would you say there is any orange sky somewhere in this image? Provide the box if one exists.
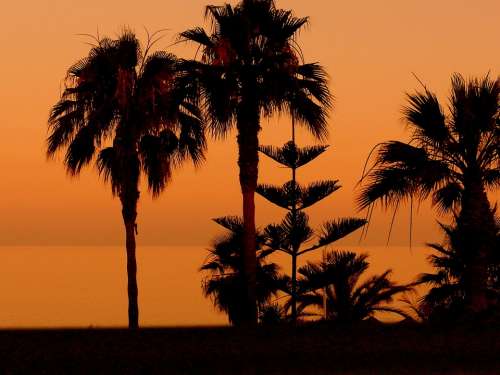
[0,0,499,247]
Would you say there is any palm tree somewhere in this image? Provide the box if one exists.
[412,223,468,322]
[47,31,206,328]
[297,251,411,323]
[200,217,281,325]
[412,219,500,322]
[180,0,332,325]
[358,74,500,314]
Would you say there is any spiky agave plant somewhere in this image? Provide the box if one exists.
[47,30,206,328]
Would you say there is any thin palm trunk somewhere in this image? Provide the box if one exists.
[237,102,260,326]
[120,160,140,329]
[458,180,496,313]
[123,215,139,329]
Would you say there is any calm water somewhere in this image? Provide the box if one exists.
[0,245,431,328]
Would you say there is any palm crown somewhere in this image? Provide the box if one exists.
[297,251,411,322]
[358,74,499,213]
[48,30,205,194]
[180,0,331,137]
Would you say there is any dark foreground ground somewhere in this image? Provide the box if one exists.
[0,322,498,374]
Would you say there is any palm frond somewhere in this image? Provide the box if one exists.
[201,212,281,325]
[213,216,243,233]
[403,90,449,146]
[289,90,329,141]
[47,105,85,156]
[64,126,97,175]
[483,168,500,190]
[96,147,120,194]
[432,182,462,214]
[179,27,214,48]
[138,132,176,196]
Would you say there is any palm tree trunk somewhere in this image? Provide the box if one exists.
[121,189,140,329]
[236,105,260,327]
[458,180,496,315]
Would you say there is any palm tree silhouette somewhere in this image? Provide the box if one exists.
[47,31,206,328]
[297,251,411,323]
[180,0,331,325]
[200,216,281,325]
[416,223,468,322]
[358,74,499,315]
[412,219,500,322]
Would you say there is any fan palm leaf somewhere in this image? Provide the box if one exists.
[296,251,410,322]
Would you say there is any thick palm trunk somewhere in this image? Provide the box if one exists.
[458,180,496,314]
[120,186,140,329]
[236,104,260,327]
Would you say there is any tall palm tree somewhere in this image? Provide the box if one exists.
[358,74,500,314]
[200,216,281,325]
[47,31,206,328]
[180,0,331,325]
[297,251,411,323]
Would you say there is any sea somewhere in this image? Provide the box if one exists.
[0,245,431,328]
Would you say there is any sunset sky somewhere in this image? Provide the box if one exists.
[0,0,499,328]
[0,0,499,247]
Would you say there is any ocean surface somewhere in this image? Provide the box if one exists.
[0,245,432,328]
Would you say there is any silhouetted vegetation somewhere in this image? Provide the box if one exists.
[409,218,500,323]
[296,251,411,322]
[257,133,365,322]
[181,0,332,325]
[200,217,281,325]
[47,30,206,328]
[37,4,500,374]
[358,74,500,318]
